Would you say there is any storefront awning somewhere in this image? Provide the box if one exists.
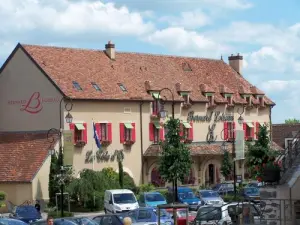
[152,93,161,99]
[153,122,161,129]
[124,123,133,129]
[183,122,191,128]
[246,122,254,128]
[75,123,85,130]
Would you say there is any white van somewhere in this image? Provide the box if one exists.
[104,189,139,214]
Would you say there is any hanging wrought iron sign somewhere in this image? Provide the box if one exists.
[187,111,233,123]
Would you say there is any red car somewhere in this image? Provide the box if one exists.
[166,208,196,225]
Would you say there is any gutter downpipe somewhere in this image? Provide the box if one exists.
[270,105,273,142]
[140,101,145,184]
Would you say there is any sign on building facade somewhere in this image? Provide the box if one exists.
[63,130,74,166]
[235,130,245,160]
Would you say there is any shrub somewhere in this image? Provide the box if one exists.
[0,192,6,201]
[137,184,155,194]
[47,211,74,218]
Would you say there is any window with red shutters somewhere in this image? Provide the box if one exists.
[124,127,132,141]
[131,123,136,142]
[188,122,194,141]
[100,123,108,140]
[154,126,160,143]
[243,122,254,140]
[149,123,160,143]
[70,123,87,145]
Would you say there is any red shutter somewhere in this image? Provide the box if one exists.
[131,123,136,142]
[189,122,194,140]
[233,122,236,139]
[107,123,112,141]
[243,122,247,139]
[83,123,88,143]
[180,123,184,138]
[149,123,154,141]
[95,123,101,139]
[255,122,260,139]
[224,122,228,140]
[69,123,76,143]
[120,123,125,143]
[251,122,255,138]
[159,127,164,141]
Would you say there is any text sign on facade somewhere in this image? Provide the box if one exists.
[187,111,234,123]
[7,92,60,114]
[235,130,245,160]
[63,130,74,166]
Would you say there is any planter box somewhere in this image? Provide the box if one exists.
[123,140,135,146]
[75,140,86,147]
[101,140,111,146]
[262,167,280,183]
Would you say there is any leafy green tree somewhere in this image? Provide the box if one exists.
[49,154,60,206]
[245,125,279,179]
[158,118,192,202]
[220,151,233,179]
[285,118,300,124]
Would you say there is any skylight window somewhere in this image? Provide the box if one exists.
[91,82,101,91]
[72,81,82,90]
[118,83,128,92]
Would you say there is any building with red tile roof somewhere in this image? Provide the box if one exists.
[0,41,275,204]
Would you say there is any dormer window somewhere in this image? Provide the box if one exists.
[225,94,233,105]
[244,95,251,105]
[206,93,214,106]
[180,92,190,104]
[257,95,265,107]
[151,92,161,117]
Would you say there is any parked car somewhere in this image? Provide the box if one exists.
[104,189,139,214]
[194,204,230,225]
[138,192,167,208]
[124,207,173,225]
[93,214,157,225]
[246,181,263,189]
[165,208,195,225]
[168,187,200,211]
[61,217,98,225]
[10,205,42,223]
[212,183,234,196]
[240,187,260,203]
[0,218,28,225]
[196,190,224,205]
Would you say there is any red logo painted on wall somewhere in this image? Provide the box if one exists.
[7,92,60,114]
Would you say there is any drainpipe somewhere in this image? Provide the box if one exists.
[140,101,145,184]
[269,105,273,142]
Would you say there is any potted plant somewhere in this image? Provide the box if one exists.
[75,140,86,147]
[101,140,111,146]
[150,114,160,120]
[124,140,135,146]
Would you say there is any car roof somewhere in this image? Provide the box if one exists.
[106,189,133,194]
[144,192,161,195]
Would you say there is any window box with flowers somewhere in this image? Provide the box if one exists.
[120,122,136,147]
[75,140,86,147]
[69,123,88,148]
[150,114,160,120]
[246,136,254,141]
[124,140,135,146]
[101,140,111,146]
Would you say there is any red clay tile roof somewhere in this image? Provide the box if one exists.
[15,43,274,105]
[0,132,56,182]
[272,124,300,149]
[144,143,233,156]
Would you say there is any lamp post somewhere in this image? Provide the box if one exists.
[156,88,177,202]
[47,97,73,217]
[220,107,244,200]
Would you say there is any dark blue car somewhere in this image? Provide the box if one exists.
[0,218,28,225]
[240,187,260,203]
[124,207,173,225]
[168,187,200,211]
[10,205,42,223]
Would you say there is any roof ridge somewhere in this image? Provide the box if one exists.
[20,43,222,61]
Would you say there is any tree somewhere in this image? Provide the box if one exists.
[285,118,300,124]
[158,118,192,202]
[48,154,60,206]
[117,150,124,189]
[220,151,233,179]
[245,125,279,180]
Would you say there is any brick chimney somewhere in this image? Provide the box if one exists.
[105,41,115,60]
[228,53,243,75]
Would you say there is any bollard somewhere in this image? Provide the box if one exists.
[123,217,132,225]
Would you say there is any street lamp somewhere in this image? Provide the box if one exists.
[220,106,245,200]
[47,96,73,217]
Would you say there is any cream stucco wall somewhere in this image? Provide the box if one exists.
[0,48,63,132]
[32,156,51,201]
[0,183,32,205]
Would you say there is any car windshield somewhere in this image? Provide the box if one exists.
[201,191,219,198]
[212,184,221,190]
[113,193,136,204]
[145,193,165,202]
[15,206,40,218]
[196,207,222,221]
[178,191,195,199]
[0,219,27,225]
[245,188,259,195]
